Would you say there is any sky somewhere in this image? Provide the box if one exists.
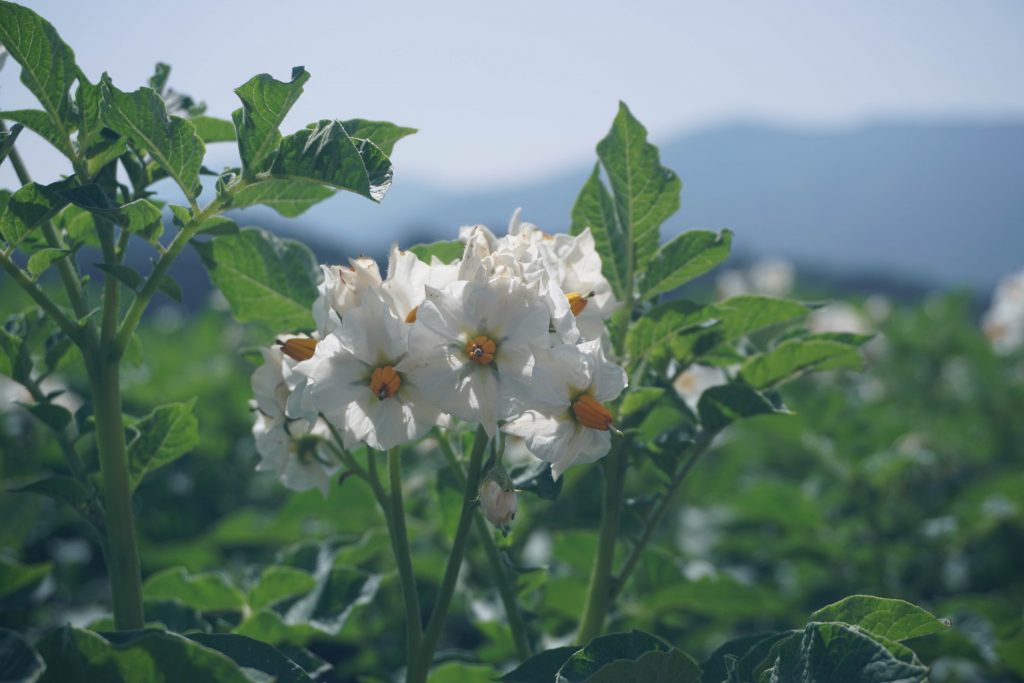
[2,0,1023,190]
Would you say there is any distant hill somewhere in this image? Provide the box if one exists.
[166,119,1024,302]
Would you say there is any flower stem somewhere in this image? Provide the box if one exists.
[387,448,423,656]
[408,425,488,682]
[437,433,531,661]
[88,353,144,630]
[576,440,627,644]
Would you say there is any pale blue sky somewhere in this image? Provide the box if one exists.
[3,0,1023,189]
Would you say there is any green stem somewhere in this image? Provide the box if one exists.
[88,353,144,629]
[437,433,531,661]
[408,425,488,682]
[0,251,83,344]
[387,448,423,656]
[576,441,627,644]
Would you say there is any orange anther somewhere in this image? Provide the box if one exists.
[465,335,497,365]
[572,394,613,431]
[277,337,318,361]
[566,291,594,317]
[405,306,419,323]
[369,365,401,400]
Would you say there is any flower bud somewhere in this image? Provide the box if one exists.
[479,474,517,533]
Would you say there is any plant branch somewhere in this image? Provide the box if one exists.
[437,432,531,661]
[0,251,84,343]
[387,447,424,656]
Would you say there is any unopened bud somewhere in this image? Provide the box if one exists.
[479,468,517,534]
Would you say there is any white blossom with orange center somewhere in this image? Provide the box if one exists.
[401,276,551,436]
[250,339,339,496]
[502,339,626,479]
[379,243,458,324]
[297,290,442,451]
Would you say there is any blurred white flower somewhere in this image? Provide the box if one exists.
[403,276,550,435]
[715,269,749,299]
[672,364,728,412]
[748,258,795,298]
[299,290,443,451]
[807,302,872,335]
[982,268,1024,354]
[502,339,627,479]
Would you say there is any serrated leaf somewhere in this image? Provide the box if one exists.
[249,566,317,611]
[625,299,719,363]
[233,67,310,177]
[26,247,68,277]
[1,180,70,247]
[270,119,392,202]
[143,567,246,613]
[810,596,950,642]
[127,399,199,488]
[0,556,53,600]
[0,109,76,160]
[187,634,314,683]
[740,338,863,389]
[697,384,779,433]
[0,627,45,683]
[640,229,732,299]
[338,118,416,156]
[501,647,580,682]
[60,186,164,243]
[0,2,77,154]
[36,626,253,683]
[230,179,334,218]
[0,122,23,163]
[99,75,205,199]
[768,622,928,683]
[195,227,318,330]
[95,263,142,291]
[556,630,673,683]
[6,475,91,520]
[572,164,626,298]
[408,239,463,265]
[190,115,236,143]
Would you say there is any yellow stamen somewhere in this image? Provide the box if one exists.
[572,394,613,431]
[369,365,401,400]
[278,337,318,361]
[465,335,497,365]
[405,306,418,323]
[566,291,595,317]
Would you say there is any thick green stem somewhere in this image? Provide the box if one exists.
[437,434,531,660]
[89,354,144,629]
[408,425,488,682]
[576,442,627,644]
[387,448,423,657]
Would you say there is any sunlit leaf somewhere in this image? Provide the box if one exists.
[143,567,246,613]
[338,118,417,156]
[640,229,732,300]
[232,67,309,177]
[127,399,199,489]
[810,596,950,642]
[229,179,334,218]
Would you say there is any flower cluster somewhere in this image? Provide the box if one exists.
[250,212,627,496]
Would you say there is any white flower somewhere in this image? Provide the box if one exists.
[379,243,459,323]
[402,276,551,436]
[982,268,1024,354]
[312,256,382,335]
[298,290,442,451]
[479,479,518,530]
[672,363,728,412]
[502,339,627,479]
[250,341,339,496]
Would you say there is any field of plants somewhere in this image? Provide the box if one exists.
[1,2,1022,681]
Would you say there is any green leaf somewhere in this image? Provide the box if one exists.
[556,630,673,683]
[619,387,667,421]
[513,461,563,500]
[149,63,171,94]
[59,205,98,247]
[428,662,498,682]
[36,626,253,683]
[249,566,317,611]
[583,649,701,683]
[697,384,779,433]
[768,622,928,682]
[156,275,182,303]
[640,229,732,299]
[571,103,681,300]
[229,179,334,218]
[740,338,863,389]
[0,2,77,153]
[26,247,68,277]
[270,119,392,202]
[195,227,318,330]
[625,299,718,363]
[75,77,128,176]
[128,399,199,488]
[1,180,69,247]
[0,122,23,164]
[194,216,239,236]
[6,475,92,520]
[143,567,246,613]
[572,164,626,298]
[190,116,236,143]
[233,67,310,177]
[187,634,314,683]
[338,118,417,155]
[810,596,950,642]
[0,556,53,600]
[0,627,45,683]
[118,199,164,242]
[95,263,142,291]
[99,75,205,199]
[19,402,73,431]
[700,632,779,683]
[0,109,76,160]
[501,646,580,682]
[408,240,463,265]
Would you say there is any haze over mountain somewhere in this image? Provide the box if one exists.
[235,119,1024,291]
